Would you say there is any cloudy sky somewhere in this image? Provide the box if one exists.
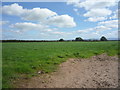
[1,0,119,40]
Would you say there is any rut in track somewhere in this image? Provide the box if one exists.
[16,54,118,88]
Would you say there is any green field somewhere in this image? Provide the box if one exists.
[2,41,118,88]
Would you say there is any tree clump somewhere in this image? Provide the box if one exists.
[75,37,84,41]
[59,39,64,41]
[100,36,107,41]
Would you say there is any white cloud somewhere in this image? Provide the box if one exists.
[73,8,80,15]
[98,20,118,28]
[10,22,49,32]
[52,31,70,35]
[80,0,118,10]
[46,15,76,28]
[10,29,23,34]
[109,10,118,19]
[67,0,80,6]
[110,14,117,19]
[83,8,112,22]
[0,21,9,25]
[94,25,112,32]
[10,22,69,35]
[77,30,88,33]
[74,24,115,37]
[8,21,75,40]
[73,19,118,39]
[84,8,112,17]
[76,28,93,34]
[76,24,113,33]
[67,0,118,22]
[104,30,118,38]
[2,3,57,21]
[75,31,101,39]
[2,3,25,16]
[67,0,118,10]
[73,8,78,12]
[86,17,107,22]
[2,3,76,28]
[22,8,57,21]
[74,26,117,39]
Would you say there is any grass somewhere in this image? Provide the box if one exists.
[2,41,118,88]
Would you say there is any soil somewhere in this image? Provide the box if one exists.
[15,54,119,88]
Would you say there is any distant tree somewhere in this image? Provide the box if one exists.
[75,37,84,41]
[59,38,64,41]
[100,36,107,41]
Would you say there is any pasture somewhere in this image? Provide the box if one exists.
[2,41,118,88]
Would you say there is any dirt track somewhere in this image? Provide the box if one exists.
[16,54,118,88]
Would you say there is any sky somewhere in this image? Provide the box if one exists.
[1,0,119,40]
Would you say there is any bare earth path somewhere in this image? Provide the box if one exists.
[16,54,118,88]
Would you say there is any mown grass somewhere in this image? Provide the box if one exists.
[2,41,118,88]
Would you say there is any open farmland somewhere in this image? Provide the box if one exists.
[2,41,119,88]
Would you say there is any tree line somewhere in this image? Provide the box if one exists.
[59,36,107,41]
[1,36,113,42]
